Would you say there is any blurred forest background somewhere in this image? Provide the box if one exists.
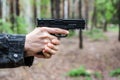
[0,0,120,80]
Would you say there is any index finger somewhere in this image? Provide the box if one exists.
[40,27,69,34]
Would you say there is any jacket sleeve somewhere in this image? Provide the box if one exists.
[0,34,34,68]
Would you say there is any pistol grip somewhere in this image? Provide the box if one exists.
[37,51,44,56]
[37,52,51,58]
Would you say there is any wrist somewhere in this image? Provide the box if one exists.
[24,35,32,57]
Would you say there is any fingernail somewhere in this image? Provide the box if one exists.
[66,31,69,34]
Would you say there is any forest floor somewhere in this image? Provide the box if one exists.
[0,31,120,80]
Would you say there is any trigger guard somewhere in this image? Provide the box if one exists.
[55,34,67,37]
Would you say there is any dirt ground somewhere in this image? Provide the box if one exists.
[0,31,120,80]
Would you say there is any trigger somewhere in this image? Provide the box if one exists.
[55,34,67,37]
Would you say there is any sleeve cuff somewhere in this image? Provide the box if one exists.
[7,34,34,67]
[24,56,34,67]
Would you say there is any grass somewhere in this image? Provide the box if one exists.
[107,25,118,32]
[110,68,120,77]
[84,28,108,41]
[66,66,91,77]
[68,30,76,37]
[84,25,118,41]
[66,66,103,80]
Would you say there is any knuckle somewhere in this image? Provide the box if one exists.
[40,27,47,31]
[41,45,45,49]
[47,43,52,47]
[52,39,60,45]
[44,34,49,38]
[43,39,49,44]
[43,33,49,37]
[54,28,59,32]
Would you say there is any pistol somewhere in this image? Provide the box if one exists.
[37,18,85,38]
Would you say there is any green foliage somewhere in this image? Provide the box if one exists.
[107,25,118,32]
[94,72,103,79]
[110,68,120,77]
[95,0,118,26]
[85,77,92,80]
[40,0,51,18]
[40,0,50,5]
[66,66,103,80]
[0,16,27,34]
[30,0,51,18]
[66,65,103,80]
[84,29,108,41]
[68,30,76,37]
[0,19,13,34]
[15,16,27,34]
[66,66,91,77]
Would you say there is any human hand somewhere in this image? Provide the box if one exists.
[24,27,69,58]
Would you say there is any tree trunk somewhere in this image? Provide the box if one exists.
[72,0,75,18]
[21,0,33,30]
[16,0,20,16]
[2,0,7,22]
[91,0,97,30]
[84,0,89,29]
[79,29,83,49]
[0,0,2,18]
[15,0,20,33]
[69,0,72,18]
[119,24,120,41]
[64,0,68,19]
[61,0,64,18]
[51,0,60,19]
[118,1,120,41]
[78,0,82,18]
[51,0,55,18]
[103,21,107,32]
[55,0,60,18]
[36,0,41,18]
[33,0,37,23]
[68,0,70,18]
[78,0,83,49]
[10,0,15,31]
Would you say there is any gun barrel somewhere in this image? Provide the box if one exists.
[37,19,85,30]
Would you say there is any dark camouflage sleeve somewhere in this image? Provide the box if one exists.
[0,34,34,68]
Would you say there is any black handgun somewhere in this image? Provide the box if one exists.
[37,18,85,38]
